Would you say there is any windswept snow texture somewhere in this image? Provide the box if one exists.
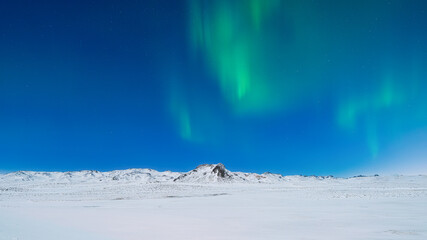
[0,164,426,240]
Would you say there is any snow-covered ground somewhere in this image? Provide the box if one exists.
[1,164,426,240]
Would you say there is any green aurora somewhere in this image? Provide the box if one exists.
[170,0,427,162]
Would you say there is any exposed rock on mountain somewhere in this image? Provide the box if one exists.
[173,164,233,183]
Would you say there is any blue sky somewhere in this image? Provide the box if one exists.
[1,0,426,176]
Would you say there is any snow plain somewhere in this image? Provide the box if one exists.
[0,165,426,240]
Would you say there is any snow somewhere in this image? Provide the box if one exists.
[0,164,426,240]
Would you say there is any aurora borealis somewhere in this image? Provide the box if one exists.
[0,0,426,175]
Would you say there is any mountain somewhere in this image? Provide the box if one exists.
[173,163,296,183]
[0,169,181,183]
[174,164,233,183]
[0,163,330,184]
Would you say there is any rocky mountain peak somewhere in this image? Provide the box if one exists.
[174,163,233,182]
[212,163,229,178]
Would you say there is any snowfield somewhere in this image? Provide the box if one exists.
[0,164,426,240]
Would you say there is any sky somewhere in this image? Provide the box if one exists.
[0,0,426,176]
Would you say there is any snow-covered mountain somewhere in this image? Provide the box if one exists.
[0,168,181,183]
[174,164,233,183]
[0,163,383,184]
[172,164,333,183]
[0,163,292,184]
